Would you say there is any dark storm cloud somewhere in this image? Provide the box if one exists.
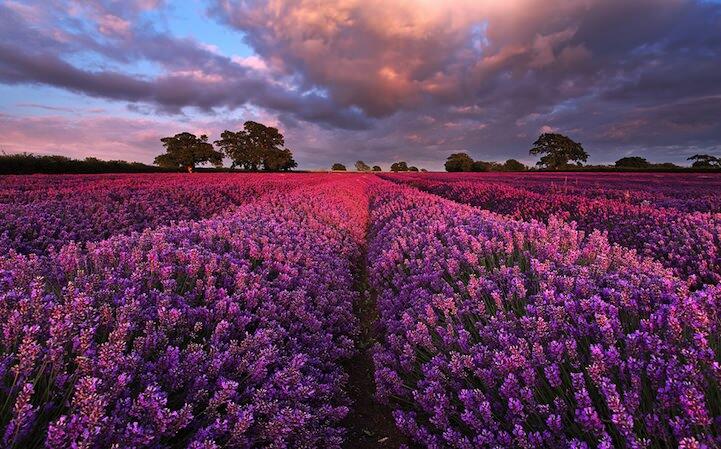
[207,0,721,165]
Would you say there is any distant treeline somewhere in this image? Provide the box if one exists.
[0,152,311,175]
[0,153,180,175]
[444,134,721,173]
[531,165,721,173]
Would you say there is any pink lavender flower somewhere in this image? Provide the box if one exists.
[1,175,367,448]
[369,179,721,448]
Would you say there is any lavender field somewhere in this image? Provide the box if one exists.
[1,173,720,448]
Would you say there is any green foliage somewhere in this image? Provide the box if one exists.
[214,121,296,171]
[263,148,297,171]
[155,132,223,172]
[372,165,382,171]
[530,133,588,169]
[355,160,371,171]
[687,154,721,168]
[332,163,347,171]
[408,166,419,172]
[390,161,409,172]
[0,152,172,174]
[615,156,650,168]
[471,160,491,172]
[214,129,263,170]
[477,160,508,172]
[445,152,474,172]
[445,153,524,172]
[503,159,527,171]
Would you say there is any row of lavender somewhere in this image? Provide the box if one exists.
[367,180,721,448]
[0,173,317,204]
[390,172,721,213]
[0,174,327,255]
[502,174,721,213]
[383,174,721,287]
[0,177,368,448]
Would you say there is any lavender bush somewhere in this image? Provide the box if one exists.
[384,172,721,213]
[384,175,721,287]
[368,181,721,448]
[1,172,720,448]
[0,178,367,448]
[0,173,326,256]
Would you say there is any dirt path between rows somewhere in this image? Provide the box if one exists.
[341,247,409,449]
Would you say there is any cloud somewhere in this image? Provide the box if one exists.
[0,0,370,129]
[96,14,132,37]
[231,55,269,72]
[0,0,720,167]
[210,0,721,139]
[0,113,170,162]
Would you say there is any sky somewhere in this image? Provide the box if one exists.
[1,0,720,170]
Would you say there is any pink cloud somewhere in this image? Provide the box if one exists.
[0,114,167,162]
[212,0,612,116]
[0,108,288,165]
[3,1,42,21]
[97,14,131,37]
[169,70,225,84]
[231,55,270,72]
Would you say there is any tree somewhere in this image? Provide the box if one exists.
[214,129,259,170]
[471,160,491,172]
[355,160,371,171]
[687,154,721,168]
[503,159,527,171]
[445,152,474,172]
[615,156,650,168]
[372,165,382,171]
[529,133,588,169]
[390,161,409,172]
[214,121,296,171]
[332,163,347,171]
[155,132,223,172]
[263,148,297,171]
[1,152,169,174]
[408,166,419,172]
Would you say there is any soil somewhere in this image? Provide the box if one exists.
[342,249,409,449]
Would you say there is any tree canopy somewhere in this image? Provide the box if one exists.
[332,163,347,171]
[615,156,650,168]
[1,152,170,174]
[688,154,721,168]
[530,133,588,169]
[445,152,474,172]
[390,161,409,172]
[263,148,297,171]
[372,165,382,172]
[503,159,527,171]
[214,130,262,170]
[214,121,296,171]
[155,132,223,173]
[471,160,492,172]
[355,160,371,171]
[444,153,522,172]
